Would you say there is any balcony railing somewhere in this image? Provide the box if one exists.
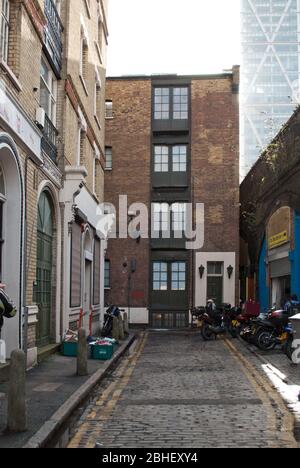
[44,0,63,77]
[41,114,58,163]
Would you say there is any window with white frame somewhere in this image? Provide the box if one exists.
[105,146,112,170]
[40,57,57,124]
[94,68,101,122]
[80,32,88,82]
[0,0,10,63]
[105,100,113,119]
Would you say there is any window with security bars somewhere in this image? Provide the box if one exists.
[70,223,82,308]
[105,147,112,170]
[1,0,10,63]
[153,262,168,291]
[93,238,101,305]
[104,260,110,289]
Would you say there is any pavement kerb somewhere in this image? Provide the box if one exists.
[23,333,137,449]
[236,336,300,443]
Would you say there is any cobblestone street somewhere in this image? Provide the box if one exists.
[68,332,298,449]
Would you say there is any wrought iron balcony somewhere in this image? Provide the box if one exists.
[44,0,63,77]
[41,114,58,164]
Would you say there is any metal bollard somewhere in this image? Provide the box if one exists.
[112,317,119,341]
[7,350,27,433]
[77,328,88,377]
[123,313,129,335]
[0,339,6,364]
[118,315,125,341]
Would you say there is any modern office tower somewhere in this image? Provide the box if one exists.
[240,0,300,178]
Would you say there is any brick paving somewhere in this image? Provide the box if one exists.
[69,332,298,449]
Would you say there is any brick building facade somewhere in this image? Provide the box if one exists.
[240,106,300,312]
[104,70,240,328]
[0,0,108,366]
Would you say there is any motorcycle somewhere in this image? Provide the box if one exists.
[254,309,294,352]
[101,305,122,337]
[200,302,236,341]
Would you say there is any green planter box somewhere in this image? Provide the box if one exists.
[62,341,78,357]
[91,344,114,361]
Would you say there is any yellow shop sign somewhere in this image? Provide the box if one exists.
[269,231,288,249]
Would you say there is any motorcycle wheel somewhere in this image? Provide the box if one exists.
[256,330,276,351]
[201,324,215,341]
[101,318,112,337]
[229,325,239,339]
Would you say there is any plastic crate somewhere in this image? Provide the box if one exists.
[91,344,114,361]
[62,341,78,357]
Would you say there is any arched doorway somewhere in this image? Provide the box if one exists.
[0,164,6,285]
[36,191,54,347]
[0,136,23,354]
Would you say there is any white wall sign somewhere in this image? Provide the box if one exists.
[0,84,42,164]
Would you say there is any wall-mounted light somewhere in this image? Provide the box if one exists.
[227,265,234,279]
[199,265,205,279]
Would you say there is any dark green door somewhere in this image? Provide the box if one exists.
[207,277,223,307]
[36,192,53,347]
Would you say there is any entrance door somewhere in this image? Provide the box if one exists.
[207,262,224,306]
[83,260,92,332]
[36,192,53,347]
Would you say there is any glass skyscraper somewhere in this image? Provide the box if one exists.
[240,0,300,178]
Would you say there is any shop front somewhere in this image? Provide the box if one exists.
[259,207,300,311]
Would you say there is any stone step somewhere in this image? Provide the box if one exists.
[0,362,10,383]
[37,344,61,364]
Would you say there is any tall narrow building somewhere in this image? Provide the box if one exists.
[240,0,300,179]
[104,70,240,329]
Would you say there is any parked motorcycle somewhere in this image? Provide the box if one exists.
[101,305,122,337]
[253,309,294,352]
[200,302,238,341]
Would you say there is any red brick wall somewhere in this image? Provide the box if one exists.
[191,75,240,302]
[104,79,152,307]
[104,74,240,308]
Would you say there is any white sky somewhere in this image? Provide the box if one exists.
[107,0,241,77]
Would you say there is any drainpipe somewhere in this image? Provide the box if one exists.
[22,155,29,364]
